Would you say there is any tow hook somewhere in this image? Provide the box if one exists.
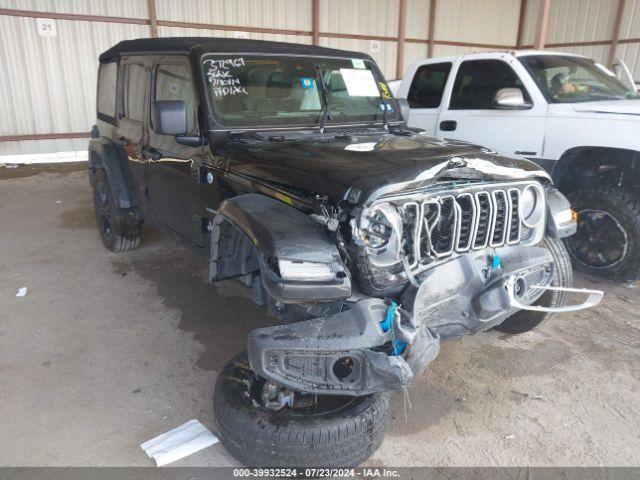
[505,275,603,313]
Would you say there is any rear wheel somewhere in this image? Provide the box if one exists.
[92,168,141,252]
[494,237,572,334]
[565,186,640,279]
[213,353,390,468]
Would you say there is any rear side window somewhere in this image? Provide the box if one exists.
[97,62,117,121]
[154,63,198,134]
[122,63,147,122]
[407,62,452,108]
[450,59,531,109]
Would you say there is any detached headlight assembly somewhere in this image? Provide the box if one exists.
[520,184,545,228]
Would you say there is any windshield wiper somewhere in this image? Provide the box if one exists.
[315,66,331,133]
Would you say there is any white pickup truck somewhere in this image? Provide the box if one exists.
[391,50,640,279]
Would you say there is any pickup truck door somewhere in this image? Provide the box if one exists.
[437,58,547,158]
[400,62,452,135]
[144,59,211,248]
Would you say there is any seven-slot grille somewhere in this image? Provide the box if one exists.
[402,186,523,268]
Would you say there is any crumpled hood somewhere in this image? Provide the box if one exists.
[571,99,640,116]
[224,131,549,207]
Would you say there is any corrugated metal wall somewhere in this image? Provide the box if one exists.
[1,0,639,156]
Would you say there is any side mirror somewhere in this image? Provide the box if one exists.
[153,100,188,135]
[493,88,532,109]
[397,98,411,122]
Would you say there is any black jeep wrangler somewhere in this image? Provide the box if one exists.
[89,38,599,468]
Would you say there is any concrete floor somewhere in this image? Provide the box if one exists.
[1,163,639,467]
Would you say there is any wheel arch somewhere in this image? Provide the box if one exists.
[552,146,640,192]
[88,138,134,209]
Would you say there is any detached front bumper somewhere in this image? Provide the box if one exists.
[247,244,596,396]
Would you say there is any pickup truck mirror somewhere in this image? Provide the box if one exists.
[493,88,532,110]
[396,98,411,122]
[153,100,188,136]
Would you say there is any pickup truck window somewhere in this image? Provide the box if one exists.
[154,63,198,134]
[519,55,635,103]
[201,54,398,128]
[97,62,117,121]
[407,62,452,108]
[450,59,531,110]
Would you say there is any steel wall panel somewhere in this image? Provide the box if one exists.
[0,0,148,18]
[522,0,617,46]
[157,25,311,45]
[156,0,312,31]
[617,42,640,79]
[620,0,640,39]
[547,44,610,65]
[435,0,519,46]
[0,15,148,137]
[319,37,397,79]
[406,0,430,40]
[319,0,399,37]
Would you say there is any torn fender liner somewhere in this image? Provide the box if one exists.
[247,299,439,396]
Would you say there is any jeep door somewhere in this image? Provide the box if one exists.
[115,57,151,210]
[437,58,547,158]
[145,57,208,248]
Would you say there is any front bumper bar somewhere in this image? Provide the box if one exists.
[247,245,599,396]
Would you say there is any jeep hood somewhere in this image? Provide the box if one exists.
[224,131,549,207]
[571,99,640,116]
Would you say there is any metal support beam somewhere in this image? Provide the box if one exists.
[427,0,437,57]
[396,0,407,79]
[609,0,626,66]
[516,0,527,48]
[534,0,551,50]
[312,0,320,46]
[147,0,158,37]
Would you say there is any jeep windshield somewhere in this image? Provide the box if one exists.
[520,54,639,103]
[201,54,399,128]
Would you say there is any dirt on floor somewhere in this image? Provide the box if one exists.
[0,163,639,467]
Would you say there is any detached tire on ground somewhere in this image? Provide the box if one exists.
[91,168,142,252]
[213,353,391,468]
[565,186,640,279]
[493,237,573,334]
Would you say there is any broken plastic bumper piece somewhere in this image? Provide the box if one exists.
[247,299,440,396]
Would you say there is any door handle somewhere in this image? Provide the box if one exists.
[439,120,457,131]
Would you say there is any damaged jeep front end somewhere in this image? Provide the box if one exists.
[213,159,602,398]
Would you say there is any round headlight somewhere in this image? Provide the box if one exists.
[362,203,403,267]
[520,185,545,228]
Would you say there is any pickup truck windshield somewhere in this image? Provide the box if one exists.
[519,55,638,103]
[201,54,398,128]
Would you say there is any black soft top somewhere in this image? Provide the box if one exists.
[99,37,372,62]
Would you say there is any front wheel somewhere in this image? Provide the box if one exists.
[565,186,640,279]
[213,353,391,468]
[493,237,573,334]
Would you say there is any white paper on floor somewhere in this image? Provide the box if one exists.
[15,287,28,297]
[140,419,219,466]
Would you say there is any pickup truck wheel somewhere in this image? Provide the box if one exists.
[213,353,390,468]
[92,168,141,252]
[493,237,572,334]
[565,186,640,279]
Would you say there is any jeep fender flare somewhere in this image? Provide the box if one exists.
[210,193,351,303]
[88,138,134,209]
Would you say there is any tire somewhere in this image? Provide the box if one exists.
[565,186,640,279]
[493,237,573,334]
[92,168,141,252]
[213,353,391,468]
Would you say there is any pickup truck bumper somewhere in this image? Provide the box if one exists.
[247,244,594,396]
